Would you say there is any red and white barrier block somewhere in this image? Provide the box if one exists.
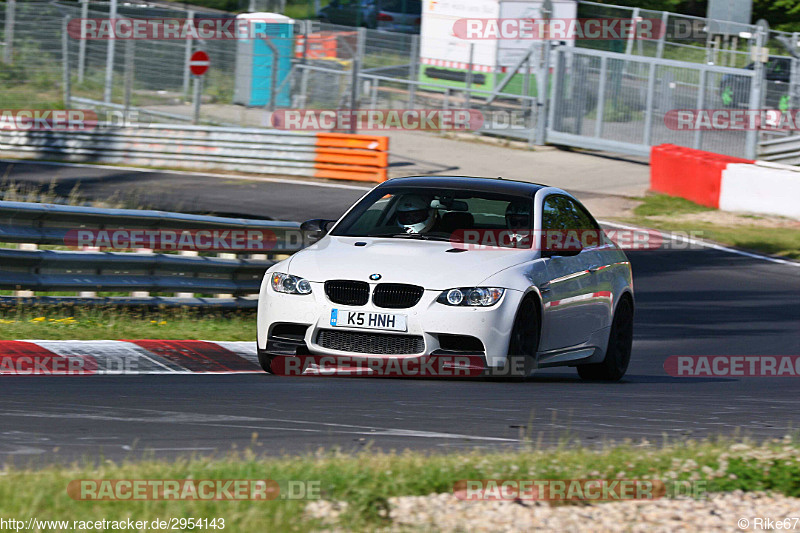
[720,161,800,219]
[0,340,261,375]
[651,145,800,219]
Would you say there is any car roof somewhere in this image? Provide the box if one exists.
[378,176,547,197]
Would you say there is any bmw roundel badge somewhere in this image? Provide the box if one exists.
[369,273,382,281]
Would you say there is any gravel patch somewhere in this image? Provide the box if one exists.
[307,491,800,532]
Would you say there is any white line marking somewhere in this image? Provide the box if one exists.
[0,408,519,443]
[0,159,373,191]
[599,219,800,268]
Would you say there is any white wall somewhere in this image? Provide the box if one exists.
[720,162,800,219]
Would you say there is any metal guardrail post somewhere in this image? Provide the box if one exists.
[215,252,236,299]
[356,27,366,69]
[124,39,134,122]
[642,62,657,145]
[464,43,474,110]
[693,68,706,150]
[260,37,280,112]
[746,25,767,160]
[13,243,36,298]
[183,10,195,97]
[104,0,118,103]
[408,34,419,110]
[192,75,202,124]
[78,0,88,82]
[62,17,71,108]
[3,0,14,64]
[594,55,607,139]
[299,65,309,108]
[534,41,550,146]
[548,45,564,134]
[176,250,199,299]
[301,21,308,65]
[624,7,639,56]
[655,11,668,59]
[350,56,360,133]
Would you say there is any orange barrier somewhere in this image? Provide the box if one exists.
[650,145,753,208]
[312,133,389,183]
[295,31,358,60]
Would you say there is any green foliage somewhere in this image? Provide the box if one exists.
[633,194,714,217]
[591,0,800,33]
[1,439,800,530]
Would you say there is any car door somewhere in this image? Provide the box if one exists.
[560,196,614,334]
[537,194,599,351]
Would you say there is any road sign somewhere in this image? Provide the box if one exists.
[189,50,210,76]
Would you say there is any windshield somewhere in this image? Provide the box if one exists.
[331,186,534,244]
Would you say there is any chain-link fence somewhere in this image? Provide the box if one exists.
[0,0,797,160]
[547,46,756,157]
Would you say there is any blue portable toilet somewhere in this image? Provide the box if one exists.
[233,13,295,107]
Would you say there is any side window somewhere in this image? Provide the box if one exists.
[542,196,564,231]
[543,195,584,230]
[565,198,600,232]
[542,195,604,248]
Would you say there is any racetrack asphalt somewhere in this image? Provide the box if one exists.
[0,162,798,463]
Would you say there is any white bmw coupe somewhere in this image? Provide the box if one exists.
[257,176,634,380]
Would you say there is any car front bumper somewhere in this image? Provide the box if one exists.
[257,281,525,373]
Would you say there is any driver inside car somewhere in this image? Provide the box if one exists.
[395,194,441,234]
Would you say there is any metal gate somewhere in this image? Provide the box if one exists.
[546,45,758,159]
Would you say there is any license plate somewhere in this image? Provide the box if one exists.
[329,309,407,332]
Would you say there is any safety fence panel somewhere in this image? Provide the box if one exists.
[547,46,756,158]
[0,124,389,183]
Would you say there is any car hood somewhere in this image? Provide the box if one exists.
[286,236,531,289]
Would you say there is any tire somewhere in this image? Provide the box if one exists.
[258,350,276,374]
[504,296,540,380]
[577,296,633,382]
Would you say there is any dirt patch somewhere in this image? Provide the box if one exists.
[646,211,800,229]
[575,195,641,220]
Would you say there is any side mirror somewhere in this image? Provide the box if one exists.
[300,218,335,236]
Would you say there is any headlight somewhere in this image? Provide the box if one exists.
[270,272,312,294]
[437,287,504,307]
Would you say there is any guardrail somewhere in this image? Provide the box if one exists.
[0,124,389,183]
[757,135,800,165]
[0,201,307,307]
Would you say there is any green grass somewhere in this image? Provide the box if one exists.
[0,307,254,341]
[617,194,800,260]
[632,193,715,217]
[1,438,800,531]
